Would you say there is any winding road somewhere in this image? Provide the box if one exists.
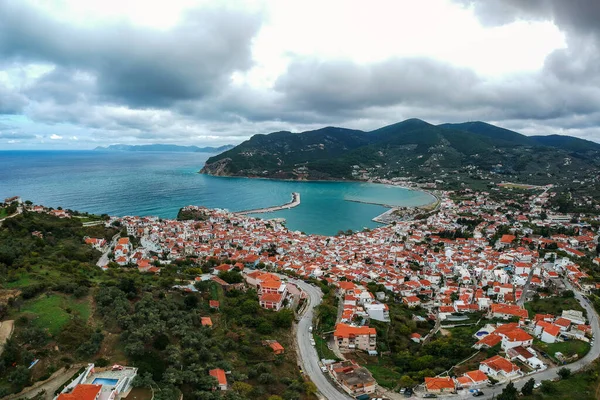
[288,278,354,400]
[288,275,599,400]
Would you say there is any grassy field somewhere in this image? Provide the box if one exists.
[18,294,92,336]
[525,296,585,318]
[535,339,591,360]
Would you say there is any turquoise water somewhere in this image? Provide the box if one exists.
[92,378,119,386]
[0,151,434,235]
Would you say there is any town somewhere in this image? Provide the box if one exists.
[3,184,600,400]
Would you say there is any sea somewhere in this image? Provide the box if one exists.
[0,151,435,236]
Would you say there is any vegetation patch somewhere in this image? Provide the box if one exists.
[18,294,91,336]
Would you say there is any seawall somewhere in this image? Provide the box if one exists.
[237,192,301,215]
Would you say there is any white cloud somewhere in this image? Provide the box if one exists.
[49,134,63,140]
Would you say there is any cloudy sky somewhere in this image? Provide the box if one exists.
[1,0,600,149]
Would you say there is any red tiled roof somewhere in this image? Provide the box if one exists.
[57,384,102,400]
[209,368,227,386]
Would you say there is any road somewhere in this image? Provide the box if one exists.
[6,364,85,400]
[517,266,536,307]
[0,206,23,225]
[466,279,600,399]
[288,278,354,400]
[96,232,121,268]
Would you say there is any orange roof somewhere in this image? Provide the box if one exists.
[201,317,213,326]
[541,322,561,337]
[500,234,516,244]
[425,377,455,390]
[260,292,283,303]
[490,304,528,319]
[209,368,227,386]
[209,300,220,308]
[555,317,571,327]
[481,355,520,374]
[269,342,284,352]
[334,323,376,338]
[117,237,130,245]
[57,384,102,400]
[476,333,502,348]
[465,370,489,383]
[502,328,533,342]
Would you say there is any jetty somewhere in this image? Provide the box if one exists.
[237,192,300,215]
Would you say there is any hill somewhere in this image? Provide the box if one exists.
[95,143,234,153]
[200,119,600,187]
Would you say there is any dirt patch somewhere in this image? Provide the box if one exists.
[0,289,20,305]
[0,320,14,354]
[439,328,451,336]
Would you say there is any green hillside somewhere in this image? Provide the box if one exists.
[200,119,600,186]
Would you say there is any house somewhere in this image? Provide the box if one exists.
[269,341,285,355]
[537,321,561,343]
[507,346,545,370]
[410,333,422,343]
[57,384,102,400]
[489,304,528,320]
[260,292,286,311]
[457,370,489,388]
[424,377,455,393]
[497,327,533,350]
[561,310,586,325]
[364,302,390,322]
[334,323,377,351]
[201,317,213,327]
[209,368,228,391]
[209,300,220,310]
[330,360,376,396]
[474,333,502,349]
[479,355,521,378]
[403,296,421,308]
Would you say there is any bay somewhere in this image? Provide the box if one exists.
[0,150,434,235]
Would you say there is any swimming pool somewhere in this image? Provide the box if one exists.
[475,331,489,337]
[92,378,119,386]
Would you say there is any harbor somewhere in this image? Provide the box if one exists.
[236,192,301,215]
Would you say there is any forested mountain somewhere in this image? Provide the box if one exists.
[200,119,600,184]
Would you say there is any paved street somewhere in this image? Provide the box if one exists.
[96,232,121,268]
[289,278,354,400]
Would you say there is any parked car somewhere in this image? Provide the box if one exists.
[423,394,438,398]
[534,381,542,389]
[472,391,484,397]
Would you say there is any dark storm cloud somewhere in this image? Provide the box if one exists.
[272,55,600,125]
[0,1,262,107]
[455,1,600,34]
[275,58,478,113]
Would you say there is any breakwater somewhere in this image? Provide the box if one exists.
[237,192,301,215]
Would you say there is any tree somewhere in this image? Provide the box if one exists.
[497,382,517,400]
[521,378,535,395]
[232,381,253,397]
[7,365,30,388]
[557,367,571,379]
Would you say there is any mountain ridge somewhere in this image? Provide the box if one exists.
[200,119,600,185]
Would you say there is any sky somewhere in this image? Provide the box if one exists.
[1,0,600,149]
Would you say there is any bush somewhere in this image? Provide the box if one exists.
[95,358,110,368]
[557,367,571,379]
